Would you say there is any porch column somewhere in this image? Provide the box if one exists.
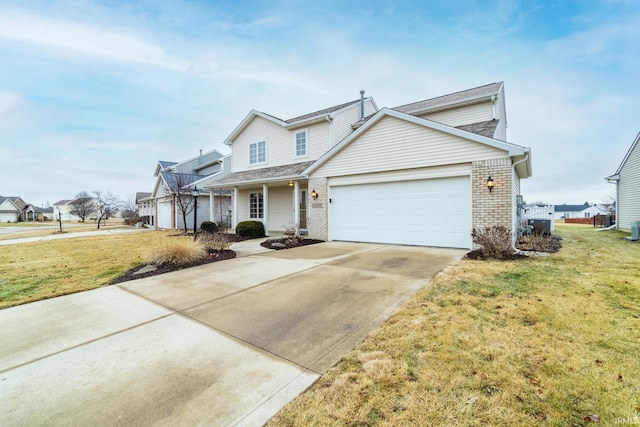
[293,181,300,226]
[209,188,214,223]
[232,187,238,230]
[262,183,269,236]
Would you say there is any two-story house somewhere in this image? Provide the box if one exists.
[149,149,232,230]
[207,82,532,249]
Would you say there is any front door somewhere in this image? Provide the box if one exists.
[300,190,307,229]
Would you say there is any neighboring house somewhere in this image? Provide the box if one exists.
[553,203,608,220]
[135,192,153,225]
[53,199,94,222]
[207,82,532,249]
[149,150,231,230]
[22,204,55,221]
[606,132,640,230]
[0,196,21,222]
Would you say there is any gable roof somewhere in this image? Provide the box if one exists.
[392,82,503,116]
[224,97,377,145]
[303,107,531,178]
[456,120,500,138]
[159,172,203,192]
[605,131,640,181]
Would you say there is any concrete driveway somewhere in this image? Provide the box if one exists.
[0,241,465,426]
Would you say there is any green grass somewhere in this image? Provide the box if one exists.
[0,230,177,309]
[268,224,640,426]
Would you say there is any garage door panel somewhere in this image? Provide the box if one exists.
[329,176,471,248]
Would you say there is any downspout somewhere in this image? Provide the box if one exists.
[512,151,530,241]
[326,116,333,148]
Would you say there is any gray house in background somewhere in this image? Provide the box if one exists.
[606,132,640,230]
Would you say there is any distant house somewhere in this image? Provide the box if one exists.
[0,196,21,222]
[135,192,153,225]
[207,82,532,249]
[0,196,54,222]
[148,150,231,230]
[553,203,607,220]
[606,132,640,230]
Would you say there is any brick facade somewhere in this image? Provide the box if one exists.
[307,177,328,240]
[472,157,513,232]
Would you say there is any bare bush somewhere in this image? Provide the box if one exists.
[283,222,302,244]
[471,226,515,259]
[196,229,231,252]
[145,239,206,266]
[516,234,562,253]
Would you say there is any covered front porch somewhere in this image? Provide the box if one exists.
[205,161,314,235]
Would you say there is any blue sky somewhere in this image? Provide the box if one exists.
[1,0,638,207]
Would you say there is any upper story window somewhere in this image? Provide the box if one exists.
[249,141,266,165]
[295,131,307,157]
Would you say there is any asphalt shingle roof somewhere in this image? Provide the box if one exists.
[208,161,315,186]
[456,120,500,138]
[393,82,503,115]
[285,100,361,124]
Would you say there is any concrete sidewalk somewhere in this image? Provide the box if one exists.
[0,241,466,426]
[0,227,152,246]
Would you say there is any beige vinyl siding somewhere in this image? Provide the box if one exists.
[618,143,640,230]
[312,116,508,178]
[494,86,507,140]
[328,164,471,187]
[231,117,289,171]
[266,186,294,231]
[307,121,331,159]
[419,101,493,127]
[237,189,254,222]
[332,99,377,145]
[232,117,332,172]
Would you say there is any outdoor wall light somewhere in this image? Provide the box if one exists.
[311,189,318,200]
[288,180,294,187]
[486,176,495,192]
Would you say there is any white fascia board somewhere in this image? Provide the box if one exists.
[304,107,528,175]
[205,173,306,189]
[614,131,640,175]
[224,110,288,145]
[193,158,222,171]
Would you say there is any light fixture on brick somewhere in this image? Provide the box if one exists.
[311,189,318,200]
[486,176,495,192]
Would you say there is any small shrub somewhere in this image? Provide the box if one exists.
[200,221,218,234]
[516,234,562,253]
[123,215,141,226]
[196,230,230,251]
[145,239,206,266]
[236,220,265,238]
[283,222,302,244]
[471,226,514,259]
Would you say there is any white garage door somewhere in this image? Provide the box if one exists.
[329,176,471,248]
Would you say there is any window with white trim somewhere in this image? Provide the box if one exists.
[249,141,266,165]
[295,131,307,157]
[249,192,263,219]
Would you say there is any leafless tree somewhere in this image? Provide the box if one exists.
[93,190,121,229]
[601,193,617,214]
[69,191,95,222]
[120,195,140,224]
[165,174,197,234]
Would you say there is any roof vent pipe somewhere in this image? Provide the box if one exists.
[360,90,365,120]
[199,149,203,164]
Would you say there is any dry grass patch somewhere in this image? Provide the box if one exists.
[0,230,175,309]
[145,239,207,266]
[269,224,640,426]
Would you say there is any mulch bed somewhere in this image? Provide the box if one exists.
[109,250,236,285]
[464,250,528,261]
[260,237,325,250]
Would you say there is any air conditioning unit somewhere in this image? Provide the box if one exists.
[628,221,640,241]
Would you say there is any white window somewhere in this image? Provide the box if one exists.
[249,193,263,219]
[295,131,307,157]
[249,141,266,165]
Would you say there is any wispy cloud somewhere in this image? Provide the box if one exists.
[0,10,189,70]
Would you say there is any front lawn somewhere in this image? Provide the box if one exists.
[0,230,176,308]
[269,224,640,426]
